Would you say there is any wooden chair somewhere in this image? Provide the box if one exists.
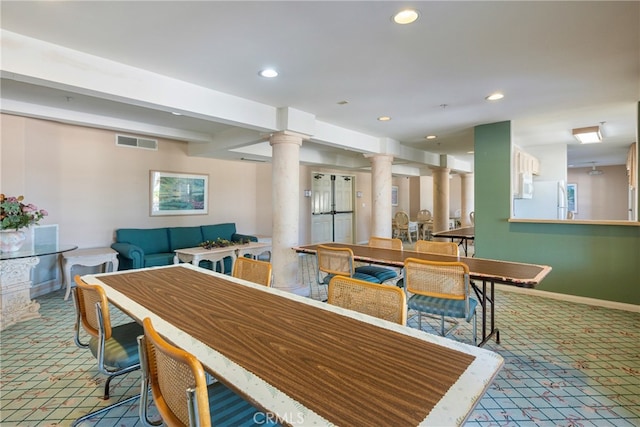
[403,258,477,344]
[416,210,433,240]
[394,211,418,242]
[232,256,272,287]
[72,275,142,425]
[328,276,407,325]
[138,317,277,427]
[414,240,460,256]
[353,237,402,283]
[316,245,381,287]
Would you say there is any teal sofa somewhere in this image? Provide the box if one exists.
[111,223,257,271]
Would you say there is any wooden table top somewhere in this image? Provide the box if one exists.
[432,226,475,239]
[89,264,504,426]
[295,242,551,287]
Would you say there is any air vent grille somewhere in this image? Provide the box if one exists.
[116,134,158,151]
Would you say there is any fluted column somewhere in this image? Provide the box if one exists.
[432,167,451,237]
[460,173,474,226]
[366,154,394,238]
[269,131,308,296]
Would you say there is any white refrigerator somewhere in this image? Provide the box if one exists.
[513,180,567,220]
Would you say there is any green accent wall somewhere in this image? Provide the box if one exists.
[474,121,640,305]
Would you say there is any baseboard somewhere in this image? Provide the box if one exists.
[495,284,640,313]
[31,280,62,298]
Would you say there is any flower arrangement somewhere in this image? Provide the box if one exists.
[200,237,251,249]
[0,194,48,231]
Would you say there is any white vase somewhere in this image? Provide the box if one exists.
[0,229,27,253]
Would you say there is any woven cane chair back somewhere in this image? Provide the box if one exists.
[414,240,459,256]
[140,317,210,427]
[328,276,407,325]
[316,245,355,276]
[404,258,469,300]
[74,275,113,339]
[232,257,273,287]
[368,236,403,250]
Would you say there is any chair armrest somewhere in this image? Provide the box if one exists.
[232,233,258,243]
[111,243,144,269]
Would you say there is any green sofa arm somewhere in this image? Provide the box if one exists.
[232,233,258,243]
[111,242,144,270]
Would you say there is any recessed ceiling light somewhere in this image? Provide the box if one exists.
[171,111,182,116]
[425,135,437,140]
[259,69,278,78]
[485,93,504,101]
[393,9,419,24]
[377,116,391,121]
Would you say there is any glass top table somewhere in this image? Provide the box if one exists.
[0,244,78,261]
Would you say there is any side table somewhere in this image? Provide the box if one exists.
[61,248,119,300]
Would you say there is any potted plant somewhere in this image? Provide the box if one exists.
[0,194,48,252]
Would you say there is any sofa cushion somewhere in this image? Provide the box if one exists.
[168,226,204,251]
[145,253,176,267]
[116,228,170,255]
[201,223,237,242]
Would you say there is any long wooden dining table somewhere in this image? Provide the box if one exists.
[294,243,552,347]
[85,263,504,426]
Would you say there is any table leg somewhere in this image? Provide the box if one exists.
[471,280,499,347]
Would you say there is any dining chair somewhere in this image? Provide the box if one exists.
[353,236,402,284]
[414,240,460,256]
[394,211,418,243]
[138,317,278,427]
[316,245,381,288]
[416,209,433,240]
[232,256,272,287]
[403,258,477,344]
[71,275,143,425]
[328,276,407,325]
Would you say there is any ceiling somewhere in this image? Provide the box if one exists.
[1,1,638,174]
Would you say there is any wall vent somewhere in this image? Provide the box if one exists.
[116,134,158,151]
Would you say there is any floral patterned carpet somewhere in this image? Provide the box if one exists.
[1,254,639,426]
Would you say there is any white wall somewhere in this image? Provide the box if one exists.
[1,114,259,249]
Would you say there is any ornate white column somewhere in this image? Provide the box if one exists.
[366,154,394,238]
[269,131,308,296]
[432,167,451,237]
[460,173,475,226]
[0,257,41,331]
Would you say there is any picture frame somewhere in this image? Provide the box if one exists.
[391,185,398,206]
[150,170,208,216]
[567,183,577,214]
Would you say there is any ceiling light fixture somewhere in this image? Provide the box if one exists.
[393,9,419,24]
[588,162,604,176]
[425,135,437,140]
[259,69,278,78]
[485,93,504,101]
[171,111,182,116]
[572,126,602,144]
[377,116,391,121]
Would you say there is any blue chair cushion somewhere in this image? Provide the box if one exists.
[209,381,280,426]
[168,226,204,251]
[408,295,478,322]
[355,265,398,282]
[322,272,381,285]
[88,321,143,369]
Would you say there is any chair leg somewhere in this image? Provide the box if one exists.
[440,315,445,336]
[72,394,140,426]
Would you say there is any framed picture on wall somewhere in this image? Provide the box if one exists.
[150,170,209,216]
[391,185,398,206]
[567,183,577,214]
